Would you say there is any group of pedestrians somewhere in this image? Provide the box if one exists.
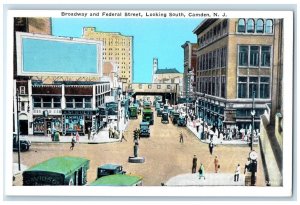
[191,153,241,182]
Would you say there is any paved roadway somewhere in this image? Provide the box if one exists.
[13,107,265,186]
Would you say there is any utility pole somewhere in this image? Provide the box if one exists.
[250,91,256,151]
[16,89,21,171]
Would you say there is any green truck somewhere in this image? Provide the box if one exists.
[129,105,138,119]
[22,156,90,186]
[90,174,143,186]
[142,108,154,125]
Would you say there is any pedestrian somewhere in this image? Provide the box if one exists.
[87,127,91,140]
[234,164,241,182]
[179,132,184,143]
[214,156,219,173]
[244,158,251,174]
[192,155,197,173]
[109,127,112,138]
[209,140,214,155]
[121,132,127,142]
[70,136,76,150]
[47,126,51,138]
[75,131,80,142]
[196,119,200,133]
[198,163,205,180]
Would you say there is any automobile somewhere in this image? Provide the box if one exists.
[13,134,31,152]
[23,156,90,186]
[89,174,143,186]
[161,112,169,124]
[177,116,187,127]
[97,164,126,178]
[171,112,180,125]
[157,108,163,117]
[139,121,150,137]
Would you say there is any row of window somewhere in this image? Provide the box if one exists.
[197,76,226,98]
[96,84,110,94]
[198,19,228,48]
[238,45,271,67]
[198,47,227,71]
[238,76,270,99]
[237,18,273,34]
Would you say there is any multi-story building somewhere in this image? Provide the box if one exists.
[14,30,111,136]
[193,18,282,130]
[152,58,183,96]
[181,41,198,98]
[82,27,133,86]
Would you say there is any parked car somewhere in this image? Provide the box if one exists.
[177,116,187,127]
[97,164,126,178]
[13,134,31,152]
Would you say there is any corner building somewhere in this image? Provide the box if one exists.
[82,27,133,86]
[193,18,282,130]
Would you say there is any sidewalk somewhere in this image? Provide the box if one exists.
[166,173,245,186]
[186,121,249,146]
[26,108,129,144]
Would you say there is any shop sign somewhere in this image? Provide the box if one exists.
[33,109,62,115]
[62,110,96,115]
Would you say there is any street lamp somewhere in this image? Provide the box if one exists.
[117,87,122,133]
[250,91,256,151]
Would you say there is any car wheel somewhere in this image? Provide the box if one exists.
[23,145,28,151]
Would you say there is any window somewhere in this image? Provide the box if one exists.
[212,50,216,68]
[256,19,264,33]
[84,97,92,108]
[249,77,258,98]
[221,76,226,98]
[53,97,61,108]
[237,19,246,32]
[238,77,248,98]
[250,46,259,67]
[19,86,26,95]
[247,19,255,33]
[265,19,273,33]
[21,102,25,111]
[260,77,270,98]
[43,96,52,108]
[148,85,152,89]
[212,77,215,96]
[33,97,42,108]
[222,19,228,34]
[239,46,248,66]
[261,46,271,67]
[215,77,220,97]
[167,85,171,89]
[157,85,161,89]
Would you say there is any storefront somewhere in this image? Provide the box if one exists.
[32,116,62,135]
[62,109,97,136]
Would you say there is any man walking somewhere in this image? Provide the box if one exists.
[192,155,197,173]
[179,132,184,143]
[87,127,91,140]
[234,164,241,182]
[70,136,76,150]
[109,127,112,138]
[121,132,127,142]
[214,156,219,173]
[209,140,214,155]
[198,163,205,180]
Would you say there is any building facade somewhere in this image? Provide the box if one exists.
[82,27,133,86]
[181,41,198,98]
[193,18,282,130]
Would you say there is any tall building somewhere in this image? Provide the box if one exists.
[181,41,198,97]
[193,18,282,130]
[152,58,158,83]
[82,27,133,85]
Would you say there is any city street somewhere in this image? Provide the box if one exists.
[13,108,265,186]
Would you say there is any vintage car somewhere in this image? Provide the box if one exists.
[171,112,180,125]
[139,121,150,137]
[177,116,187,127]
[23,156,90,186]
[161,112,169,124]
[90,174,143,186]
[157,108,163,117]
[13,134,31,152]
[97,164,126,178]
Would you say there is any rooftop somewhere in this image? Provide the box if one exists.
[155,68,181,74]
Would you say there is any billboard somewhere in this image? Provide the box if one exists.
[16,32,102,76]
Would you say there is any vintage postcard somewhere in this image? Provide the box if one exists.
[4,9,293,198]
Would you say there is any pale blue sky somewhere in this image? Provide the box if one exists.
[52,18,202,83]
